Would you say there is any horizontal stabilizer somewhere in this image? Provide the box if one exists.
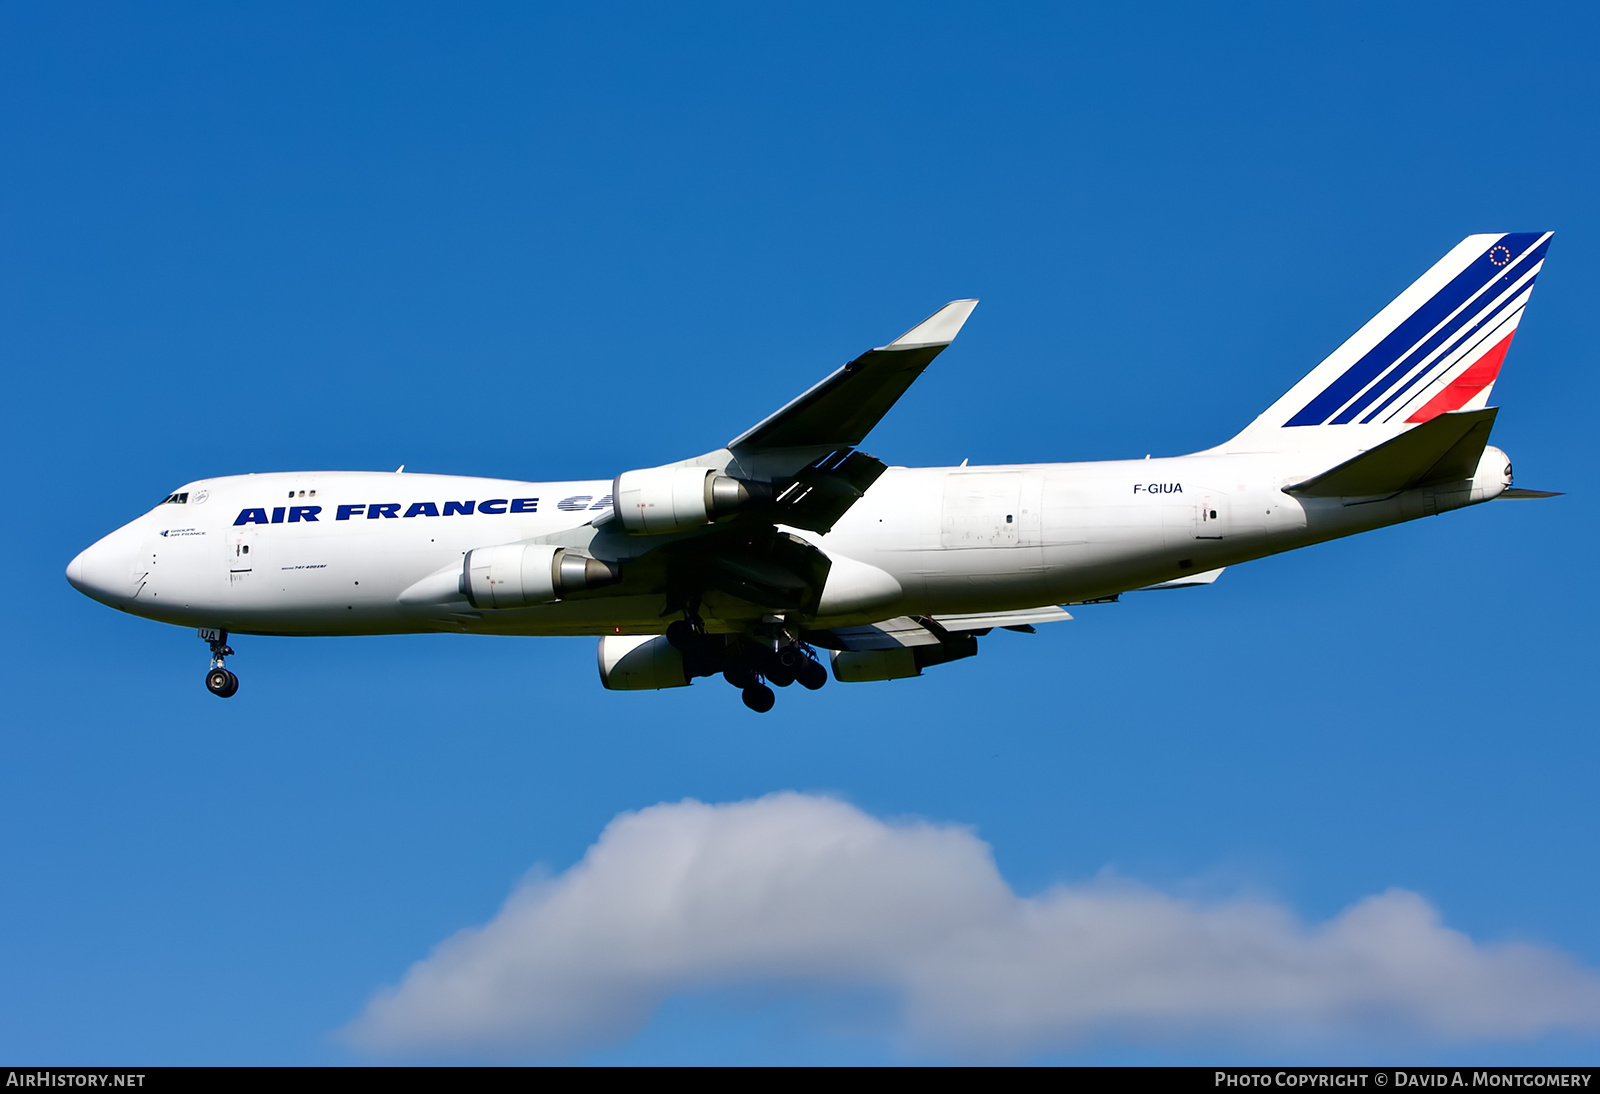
[1499,488,1563,499]
[1135,567,1226,591]
[1286,408,1496,498]
[730,300,978,453]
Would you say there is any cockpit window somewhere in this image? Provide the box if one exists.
[160,492,189,505]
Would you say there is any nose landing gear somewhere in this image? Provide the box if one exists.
[200,628,238,698]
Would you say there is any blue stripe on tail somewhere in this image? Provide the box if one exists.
[1357,273,1535,424]
[1285,233,1545,427]
[1334,243,1546,424]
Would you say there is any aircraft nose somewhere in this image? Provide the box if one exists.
[66,550,86,591]
[66,525,142,605]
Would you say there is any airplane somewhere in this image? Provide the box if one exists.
[67,233,1558,712]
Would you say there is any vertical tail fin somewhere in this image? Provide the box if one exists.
[1228,232,1552,448]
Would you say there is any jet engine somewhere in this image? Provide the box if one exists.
[830,635,979,682]
[461,543,619,609]
[598,634,690,690]
[612,466,764,534]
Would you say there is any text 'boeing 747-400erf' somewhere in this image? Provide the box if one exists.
[68,234,1560,712]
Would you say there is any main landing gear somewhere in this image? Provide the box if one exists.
[666,617,827,714]
[200,628,239,698]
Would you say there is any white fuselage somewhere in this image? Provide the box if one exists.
[68,445,1512,639]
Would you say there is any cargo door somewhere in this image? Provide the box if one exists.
[942,472,1022,548]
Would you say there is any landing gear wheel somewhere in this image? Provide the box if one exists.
[765,663,796,688]
[741,682,775,713]
[665,619,697,650]
[206,668,239,698]
[200,628,237,697]
[796,657,828,691]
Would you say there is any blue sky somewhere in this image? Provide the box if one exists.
[3,1,1598,1064]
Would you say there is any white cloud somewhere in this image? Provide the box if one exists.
[342,792,1600,1059]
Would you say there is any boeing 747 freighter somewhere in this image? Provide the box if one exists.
[67,234,1558,711]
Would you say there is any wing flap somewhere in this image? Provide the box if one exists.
[825,616,945,651]
[932,605,1073,631]
[770,450,889,533]
[821,605,1071,651]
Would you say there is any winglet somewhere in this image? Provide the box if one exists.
[885,299,979,348]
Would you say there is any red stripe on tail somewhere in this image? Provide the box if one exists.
[1406,331,1515,423]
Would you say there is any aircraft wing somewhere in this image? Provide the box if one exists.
[571,301,981,619]
[817,605,1072,651]
[653,298,981,535]
[721,299,979,480]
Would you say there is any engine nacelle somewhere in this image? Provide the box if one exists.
[598,634,690,690]
[612,466,762,534]
[461,543,619,609]
[831,648,920,682]
[830,634,979,682]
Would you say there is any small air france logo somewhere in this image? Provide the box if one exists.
[1489,244,1512,266]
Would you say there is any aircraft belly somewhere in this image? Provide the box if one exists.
[461,596,686,637]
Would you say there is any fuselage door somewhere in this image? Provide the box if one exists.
[133,537,159,597]
[228,529,256,586]
[1194,490,1230,539]
[942,471,1023,548]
